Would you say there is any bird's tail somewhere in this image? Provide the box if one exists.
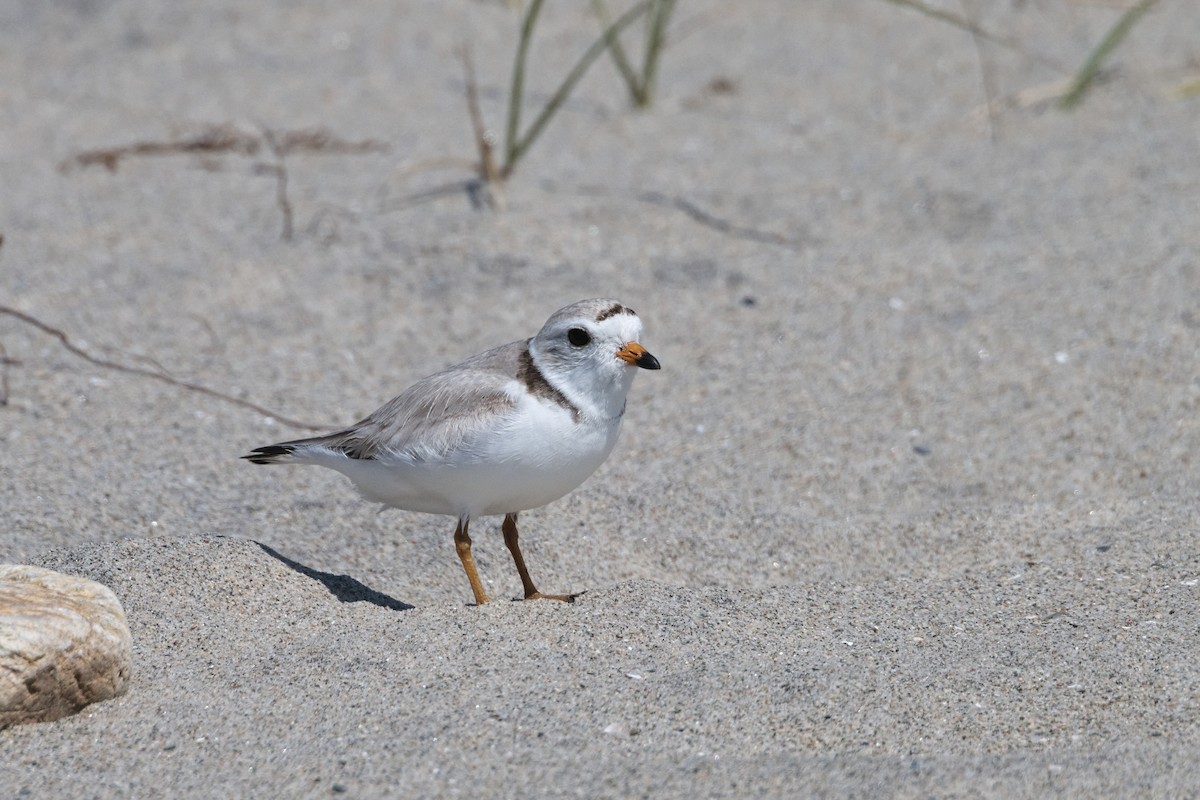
[242,442,304,464]
[243,429,367,464]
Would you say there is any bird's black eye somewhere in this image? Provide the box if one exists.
[567,327,591,347]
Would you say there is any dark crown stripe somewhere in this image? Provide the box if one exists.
[595,303,635,322]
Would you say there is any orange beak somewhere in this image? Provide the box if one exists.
[616,342,661,370]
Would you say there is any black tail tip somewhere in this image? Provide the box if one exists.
[242,444,295,464]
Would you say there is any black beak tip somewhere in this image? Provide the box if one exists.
[637,352,661,370]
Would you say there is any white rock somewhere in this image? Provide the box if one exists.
[0,564,132,729]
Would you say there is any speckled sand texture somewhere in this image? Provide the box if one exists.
[2,1,1199,796]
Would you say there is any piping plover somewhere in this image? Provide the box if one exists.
[243,298,660,605]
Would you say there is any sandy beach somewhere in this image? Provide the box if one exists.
[3,1,1199,796]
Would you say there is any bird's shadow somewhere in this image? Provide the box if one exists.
[256,542,414,612]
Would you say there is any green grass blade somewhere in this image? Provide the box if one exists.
[638,0,676,107]
[505,0,651,176]
[505,0,548,168]
[1058,0,1159,110]
[592,0,643,102]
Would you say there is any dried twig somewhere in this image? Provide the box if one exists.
[259,128,295,240]
[550,182,803,249]
[0,304,331,430]
[635,190,802,248]
[461,47,505,210]
[0,342,17,407]
[61,125,387,239]
[267,129,387,157]
[60,124,262,172]
[958,0,999,143]
[378,180,481,213]
[61,124,387,173]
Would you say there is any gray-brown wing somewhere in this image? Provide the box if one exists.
[290,339,528,462]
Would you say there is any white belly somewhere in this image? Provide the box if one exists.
[322,398,622,519]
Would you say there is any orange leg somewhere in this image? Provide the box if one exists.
[453,517,489,605]
[502,512,575,603]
